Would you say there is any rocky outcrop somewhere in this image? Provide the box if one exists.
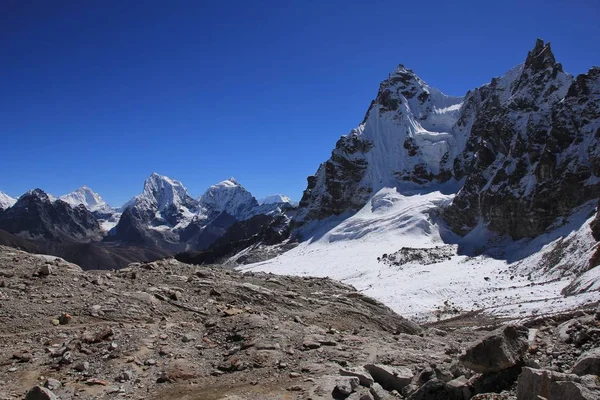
[0,189,102,242]
[446,41,600,239]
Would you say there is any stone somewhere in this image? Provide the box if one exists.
[572,347,600,376]
[44,378,61,391]
[347,389,375,400]
[302,340,321,349]
[460,324,528,373]
[340,367,375,386]
[469,365,522,394]
[333,377,360,396]
[517,367,600,400]
[74,361,89,372]
[25,386,57,400]
[407,378,467,400]
[182,333,196,343]
[447,376,472,398]
[364,364,413,391]
[39,265,52,276]
[82,327,114,343]
[369,382,390,400]
[58,312,71,325]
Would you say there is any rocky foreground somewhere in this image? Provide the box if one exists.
[0,246,599,400]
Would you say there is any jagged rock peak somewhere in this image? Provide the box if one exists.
[525,38,560,72]
[23,188,51,202]
[140,172,196,212]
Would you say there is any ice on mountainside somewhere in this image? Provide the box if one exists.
[0,192,16,210]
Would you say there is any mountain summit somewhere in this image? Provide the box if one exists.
[199,178,258,220]
[59,186,113,215]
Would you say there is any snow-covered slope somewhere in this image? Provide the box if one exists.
[60,186,114,215]
[242,188,599,322]
[0,192,16,210]
[297,64,463,221]
[198,178,258,220]
[259,194,295,205]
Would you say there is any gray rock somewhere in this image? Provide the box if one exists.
[182,333,196,343]
[74,361,89,372]
[516,367,600,400]
[572,347,600,376]
[333,377,361,396]
[364,364,413,391]
[369,382,390,400]
[460,324,528,373]
[39,265,52,276]
[340,367,375,386]
[446,376,472,399]
[407,378,467,400]
[25,386,57,400]
[347,389,375,400]
[43,378,61,391]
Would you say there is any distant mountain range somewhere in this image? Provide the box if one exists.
[0,175,295,268]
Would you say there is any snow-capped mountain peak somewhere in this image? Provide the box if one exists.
[60,186,111,213]
[259,194,294,205]
[138,172,197,213]
[0,192,16,210]
[199,178,258,219]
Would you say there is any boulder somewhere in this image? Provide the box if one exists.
[364,364,413,391]
[516,367,600,400]
[571,347,600,376]
[333,376,361,397]
[340,367,375,386]
[369,382,390,400]
[407,378,468,400]
[460,324,528,373]
[25,386,58,400]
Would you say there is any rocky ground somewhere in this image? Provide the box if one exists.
[0,245,599,400]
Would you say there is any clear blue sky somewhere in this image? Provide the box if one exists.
[1,0,598,206]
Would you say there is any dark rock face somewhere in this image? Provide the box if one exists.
[590,201,600,242]
[298,133,374,221]
[175,214,291,265]
[446,42,600,239]
[0,189,102,242]
[0,229,169,270]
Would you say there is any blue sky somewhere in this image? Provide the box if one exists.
[1,0,598,206]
